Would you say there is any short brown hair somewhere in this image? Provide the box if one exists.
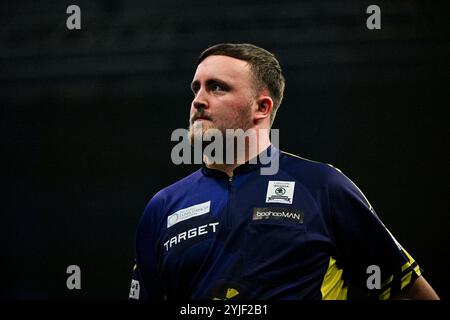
[198,43,285,126]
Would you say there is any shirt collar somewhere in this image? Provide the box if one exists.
[201,144,278,179]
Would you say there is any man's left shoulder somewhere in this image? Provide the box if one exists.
[279,150,343,185]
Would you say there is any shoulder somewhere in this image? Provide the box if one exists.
[141,168,204,220]
[279,150,368,204]
[153,168,204,201]
[278,150,346,187]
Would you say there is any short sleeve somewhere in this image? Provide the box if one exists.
[128,262,150,300]
[327,166,422,299]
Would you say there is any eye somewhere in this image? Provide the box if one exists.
[191,84,200,95]
[211,83,227,93]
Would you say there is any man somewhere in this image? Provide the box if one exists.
[129,43,439,300]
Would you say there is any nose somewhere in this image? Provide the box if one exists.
[192,88,208,111]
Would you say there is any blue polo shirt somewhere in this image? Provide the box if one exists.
[129,145,421,300]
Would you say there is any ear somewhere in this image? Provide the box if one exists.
[254,96,273,122]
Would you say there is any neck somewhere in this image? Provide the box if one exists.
[204,131,271,177]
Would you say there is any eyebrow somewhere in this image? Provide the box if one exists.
[191,78,230,91]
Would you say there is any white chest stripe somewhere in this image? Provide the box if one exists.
[167,201,211,228]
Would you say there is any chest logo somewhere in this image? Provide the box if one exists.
[266,181,295,204]
[167,201,211,228]
[253,207,304,224]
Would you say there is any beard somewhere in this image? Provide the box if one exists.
[188,101,254,147]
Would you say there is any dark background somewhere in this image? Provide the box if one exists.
[1,0,449,299]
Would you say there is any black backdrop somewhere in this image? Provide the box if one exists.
[1,0,449,299]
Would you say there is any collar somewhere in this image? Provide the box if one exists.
[201,144,278,179]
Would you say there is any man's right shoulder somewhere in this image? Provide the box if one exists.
[158,168,203,195]
[143,168,204,212]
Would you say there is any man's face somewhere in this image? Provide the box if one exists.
[189,55,257,142]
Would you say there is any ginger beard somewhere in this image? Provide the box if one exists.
[188,99,255,162]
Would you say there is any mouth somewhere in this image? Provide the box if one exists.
[192,116,212,123]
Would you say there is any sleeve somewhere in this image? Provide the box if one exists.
[327,166,422,299]
[128,195,165,300]
[128,262,150,300]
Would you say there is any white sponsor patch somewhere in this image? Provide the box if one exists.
[129,280,140,300]
[163,222,220,251]
[266,181,295,204]
[167,201,211,228]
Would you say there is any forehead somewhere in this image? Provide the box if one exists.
[193,55,252,83]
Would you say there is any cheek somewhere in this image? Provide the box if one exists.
[223,97,246,112]
[212,95,252,121]
[229,97,252,117]
[219,106,239,121]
